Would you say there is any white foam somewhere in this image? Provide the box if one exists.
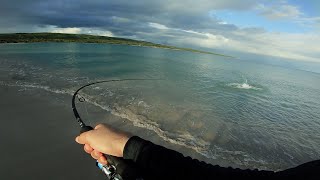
[1,82,73,95]
[111,105,211,154]
[137,100,150,108]
[228,80,261,90]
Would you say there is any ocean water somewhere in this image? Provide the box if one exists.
[1,43,319,171]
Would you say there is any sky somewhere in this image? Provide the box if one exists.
[0,0,319,62]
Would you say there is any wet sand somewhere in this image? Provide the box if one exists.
[0,86,105,180]
[0,85,219,180]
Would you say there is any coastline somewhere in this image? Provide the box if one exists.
[0,33,231,57]
[0,83,270,173]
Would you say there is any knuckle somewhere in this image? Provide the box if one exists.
[98,156,108,165]
[84,144,92,153]
[84,147,90,153]
[94,150,102,157]
[95,123,105,129]
[91,152,98,159]
[95,124,103,129]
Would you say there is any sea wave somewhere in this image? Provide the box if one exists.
[0,81,73,95]
[0,81,270,169]
[1,81,211,153]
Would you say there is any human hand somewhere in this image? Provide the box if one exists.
[75,124,131,165]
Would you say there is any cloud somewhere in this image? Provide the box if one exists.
[51,27,81,34]
[48,26,114,37]
[111,16,131,23]
[254,1,320,32]
[90,30,114,37]
[257,3,302,20]
[145,22,319,62]
[149,22,169,30]
[227,31,320,62]
[0,0,319,62]
[162,0,258,13]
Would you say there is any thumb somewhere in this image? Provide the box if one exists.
[75,131,90,144]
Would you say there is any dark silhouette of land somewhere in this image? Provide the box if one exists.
[0,33,230,57]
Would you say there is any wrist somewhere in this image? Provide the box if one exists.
[117,135,131,157]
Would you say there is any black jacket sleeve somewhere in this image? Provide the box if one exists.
[124,136,320,180]
[123,136,319,180]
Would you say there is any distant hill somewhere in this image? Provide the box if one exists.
[0,33,230,57]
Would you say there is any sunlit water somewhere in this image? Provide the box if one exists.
[1,43,319,171]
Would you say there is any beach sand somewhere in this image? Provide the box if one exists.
[0,84,220,180]
[0,86,105,180]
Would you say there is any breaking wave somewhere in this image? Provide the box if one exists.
[0,81,269,169]
[1,81,209,152]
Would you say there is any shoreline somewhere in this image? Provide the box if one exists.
[0,33,231,57]
[0,82,280,172]
[0,85,105,179]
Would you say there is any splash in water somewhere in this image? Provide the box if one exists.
[228,79,261,90]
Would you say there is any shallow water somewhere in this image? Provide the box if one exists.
[1,43,319,171]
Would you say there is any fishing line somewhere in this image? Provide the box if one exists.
[72,78,161,128]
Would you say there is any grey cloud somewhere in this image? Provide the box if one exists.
[0,0,258,32]
[1,0,318,62]
[0,0,278,50]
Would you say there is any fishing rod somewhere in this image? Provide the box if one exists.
[72,78,160,180]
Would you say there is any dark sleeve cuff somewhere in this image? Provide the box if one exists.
[123,136,148,162]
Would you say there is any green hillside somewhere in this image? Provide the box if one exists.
[0,33,230,57]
